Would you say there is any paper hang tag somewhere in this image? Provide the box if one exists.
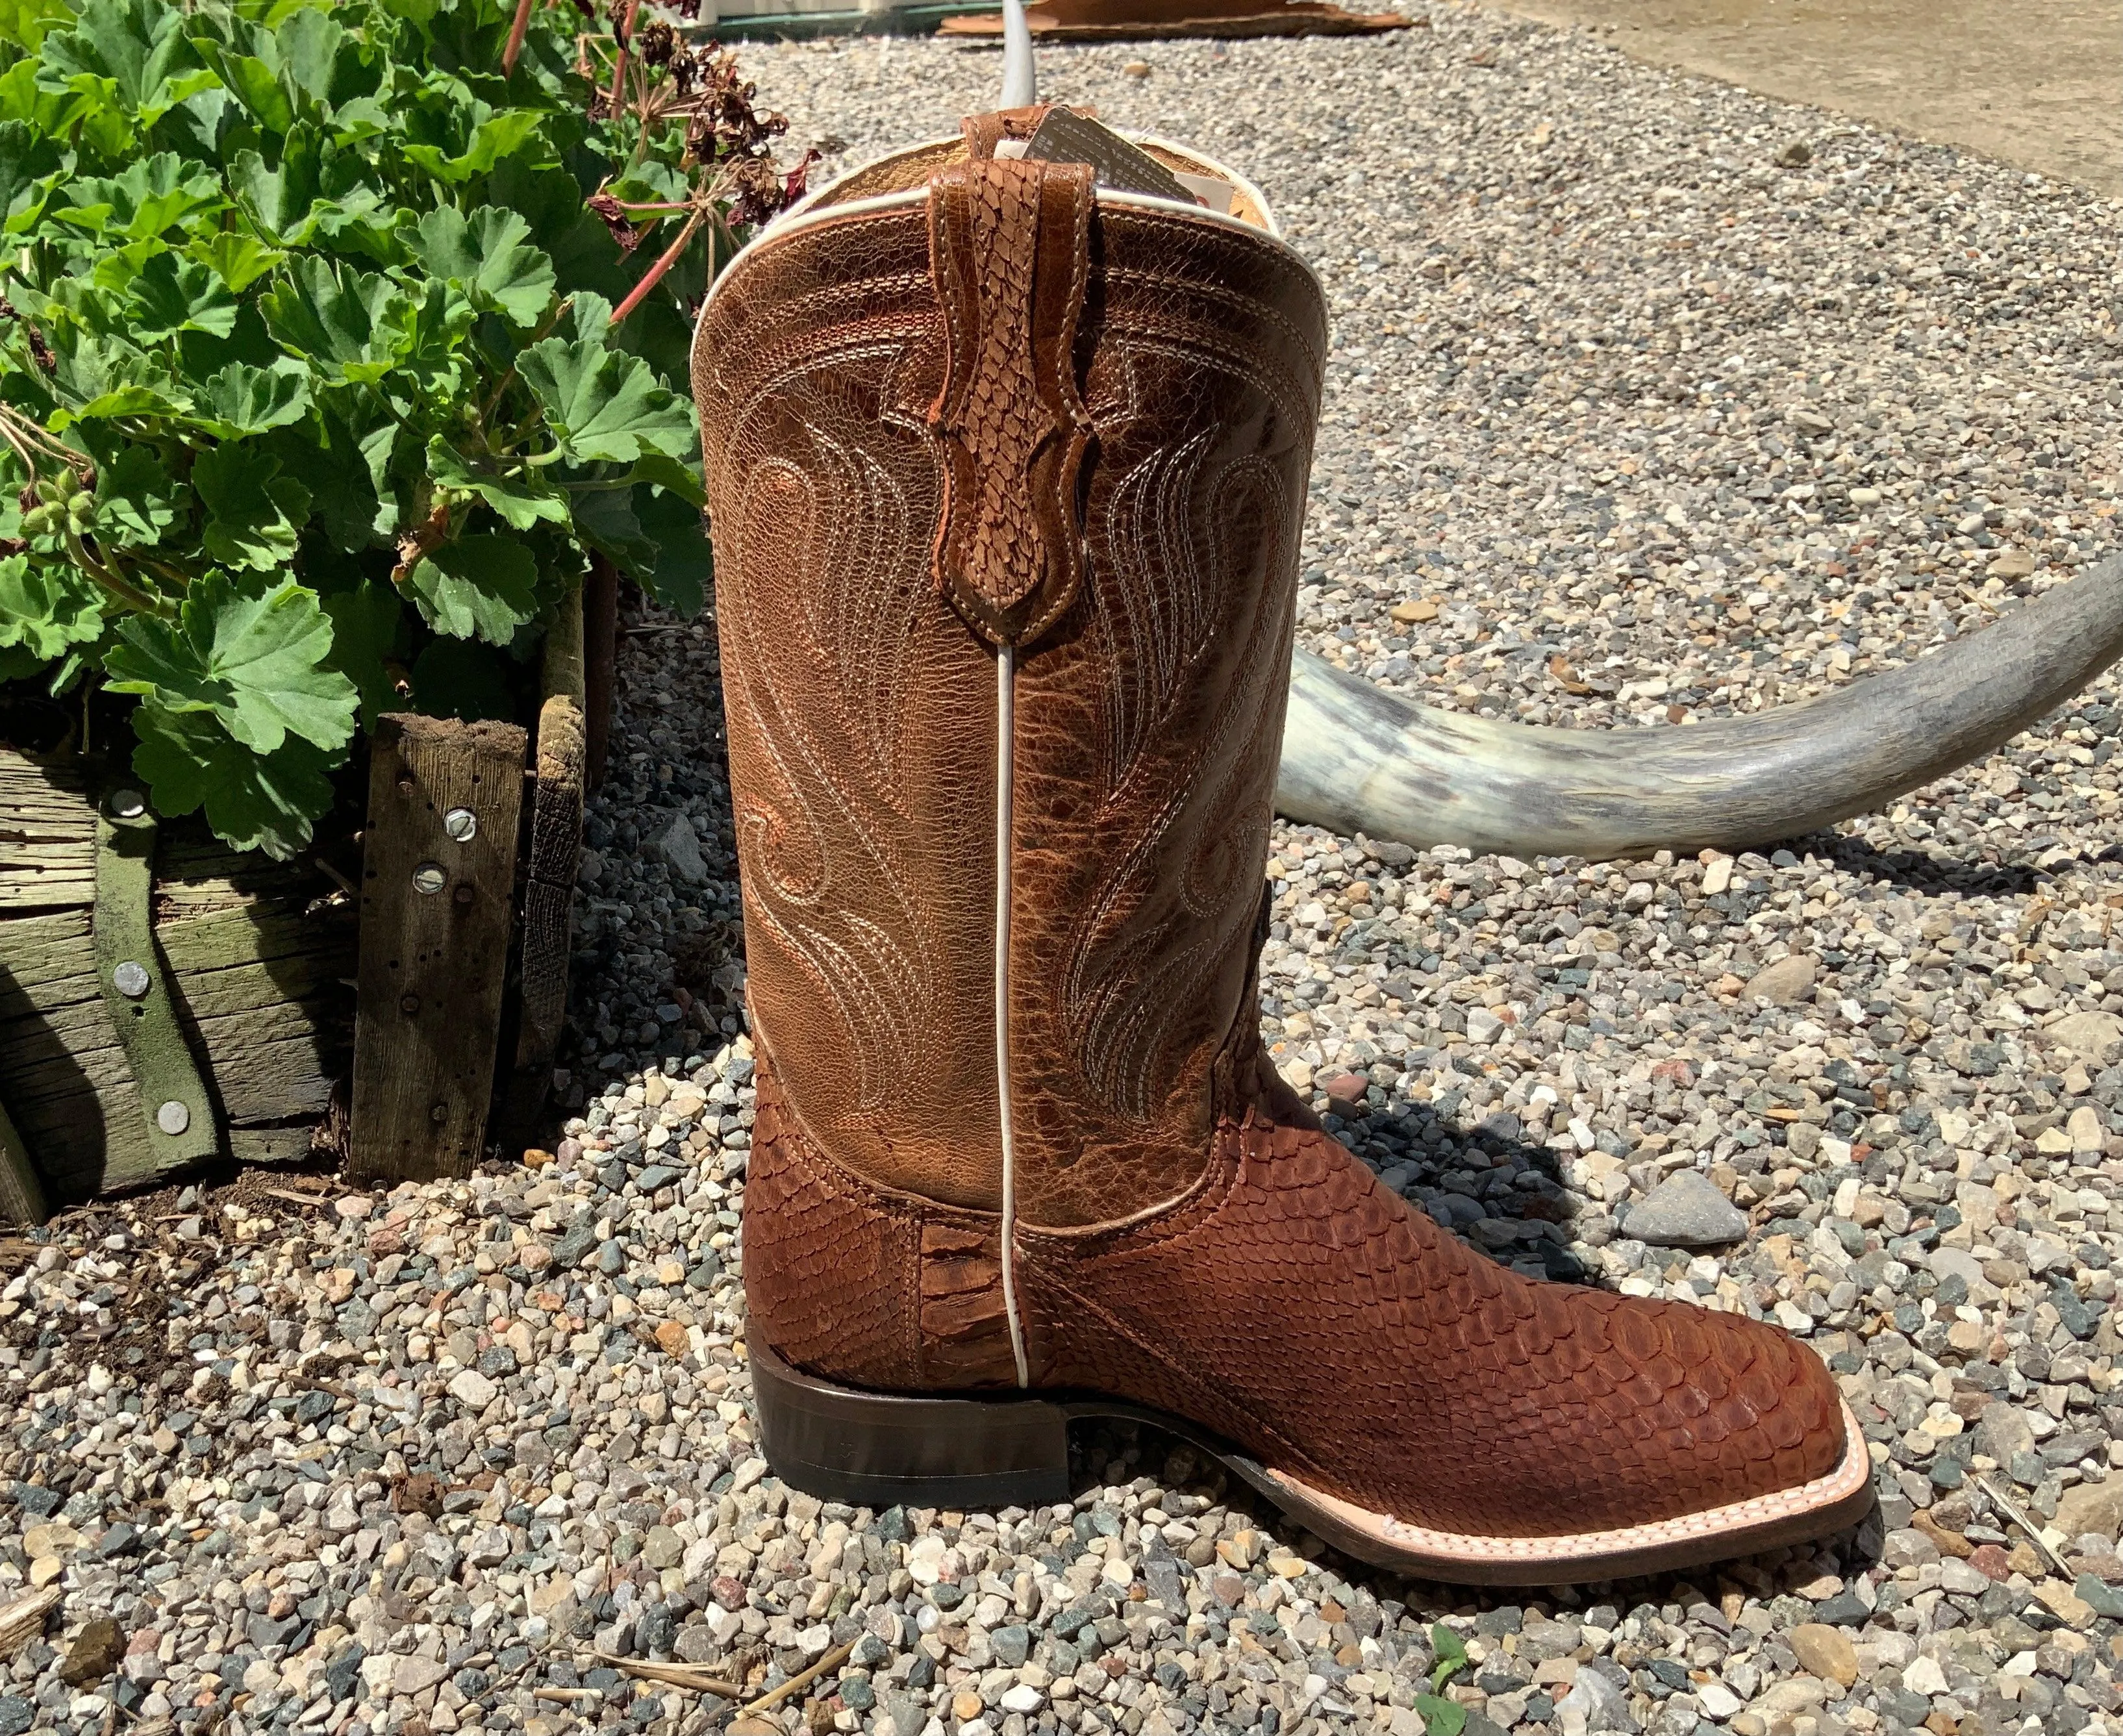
[1173,171,1235,214]
[999,108,1235,212]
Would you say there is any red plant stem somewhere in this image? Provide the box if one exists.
[609,206,704,327]
[605,0,641,122]
[502,0,536,72]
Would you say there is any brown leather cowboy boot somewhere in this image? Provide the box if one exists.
[692,113,1872,1585]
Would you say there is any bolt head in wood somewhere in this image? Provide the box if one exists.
[108,788,146,819]
[401,993,421,1014]
[113,961,151,998]
[444,807,478,842]
[412,862,447,894]
[430,1101,449,1124]
[156,1100,190,1135]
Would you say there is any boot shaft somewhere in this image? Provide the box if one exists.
[694,120,1327,1233]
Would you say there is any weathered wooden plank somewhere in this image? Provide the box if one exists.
[351,714,527,1183]
[0,824,354,1202]
[497,583,588,1147]
[0,750,95,913]
[0,1007,344,1196]
[5,953,346,1077]
[0,750,95,812]
[1,903,345,1017]
[0,1088,47,1229]
[230,1126,329,1166]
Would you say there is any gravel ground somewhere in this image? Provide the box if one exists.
[6,13,2123,1736]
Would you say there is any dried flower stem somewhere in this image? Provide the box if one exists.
[605,0,642,125]
[609,205,706,327]
[501,0,536,72]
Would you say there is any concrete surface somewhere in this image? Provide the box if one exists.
[1485,0,2123,195]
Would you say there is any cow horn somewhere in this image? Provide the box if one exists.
[999,0,1036,108]
[1275,554,2123,861]
[981,36,2118,862]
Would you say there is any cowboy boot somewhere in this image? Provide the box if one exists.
[692,113,1872,1585]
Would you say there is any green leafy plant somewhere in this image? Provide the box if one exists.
[0,0,797,857]
[1415,1622,1471,1736]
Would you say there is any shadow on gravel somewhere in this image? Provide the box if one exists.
[1331,1088,1594,1288]
[1802,829,2123,898]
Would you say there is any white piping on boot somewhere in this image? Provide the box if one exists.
[995,643,1030,1389]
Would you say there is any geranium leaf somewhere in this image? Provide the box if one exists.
[44,327,190,424]
[320,575,402,729]
[199,361,310,437]
[189,440,310,572]
[58,152,221,242]
[0,56,98,140]
[632,484,710,618]
[131,698,336,861]
[39,0,217,129]
[0,119,62,234]
[106,568,357,756]
[518,337,694,465]
[428,436,566,531]
[0,0,74,56]
[0,554,105,661]
[0,0,726,859]
[273,8,347,112]
[190,37,294,136]
[186,230,285,296]
[95,446,184,544]
[621,447,706,508]
[261,254,410,383]
[404,535,538,645]
[228,125,324,245]
[412,204,555,327]
[569,480,653,577]
[128,253,238,342]
[277,410,386,550]
[399,107,544,183]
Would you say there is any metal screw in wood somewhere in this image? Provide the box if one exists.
[112,961,151,998]
[444,807,478,842]
[156,1101,190,1135]
[108,788,146,820]
[412,862,447,894]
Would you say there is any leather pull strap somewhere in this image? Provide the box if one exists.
[960,106,1049,162]
[926,157,1095,650]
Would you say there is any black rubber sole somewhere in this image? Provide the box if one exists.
[748,1335,1879,1586]
[751,1334,1076,1509]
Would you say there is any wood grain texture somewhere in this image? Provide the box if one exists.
[0,1088,47,1229]
[350,713,527,1183]
[499,587,588,1146]
[0,748,354,1203]
[0,755,94,912]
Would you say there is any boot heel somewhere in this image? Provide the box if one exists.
[749,1337,1072,1509]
